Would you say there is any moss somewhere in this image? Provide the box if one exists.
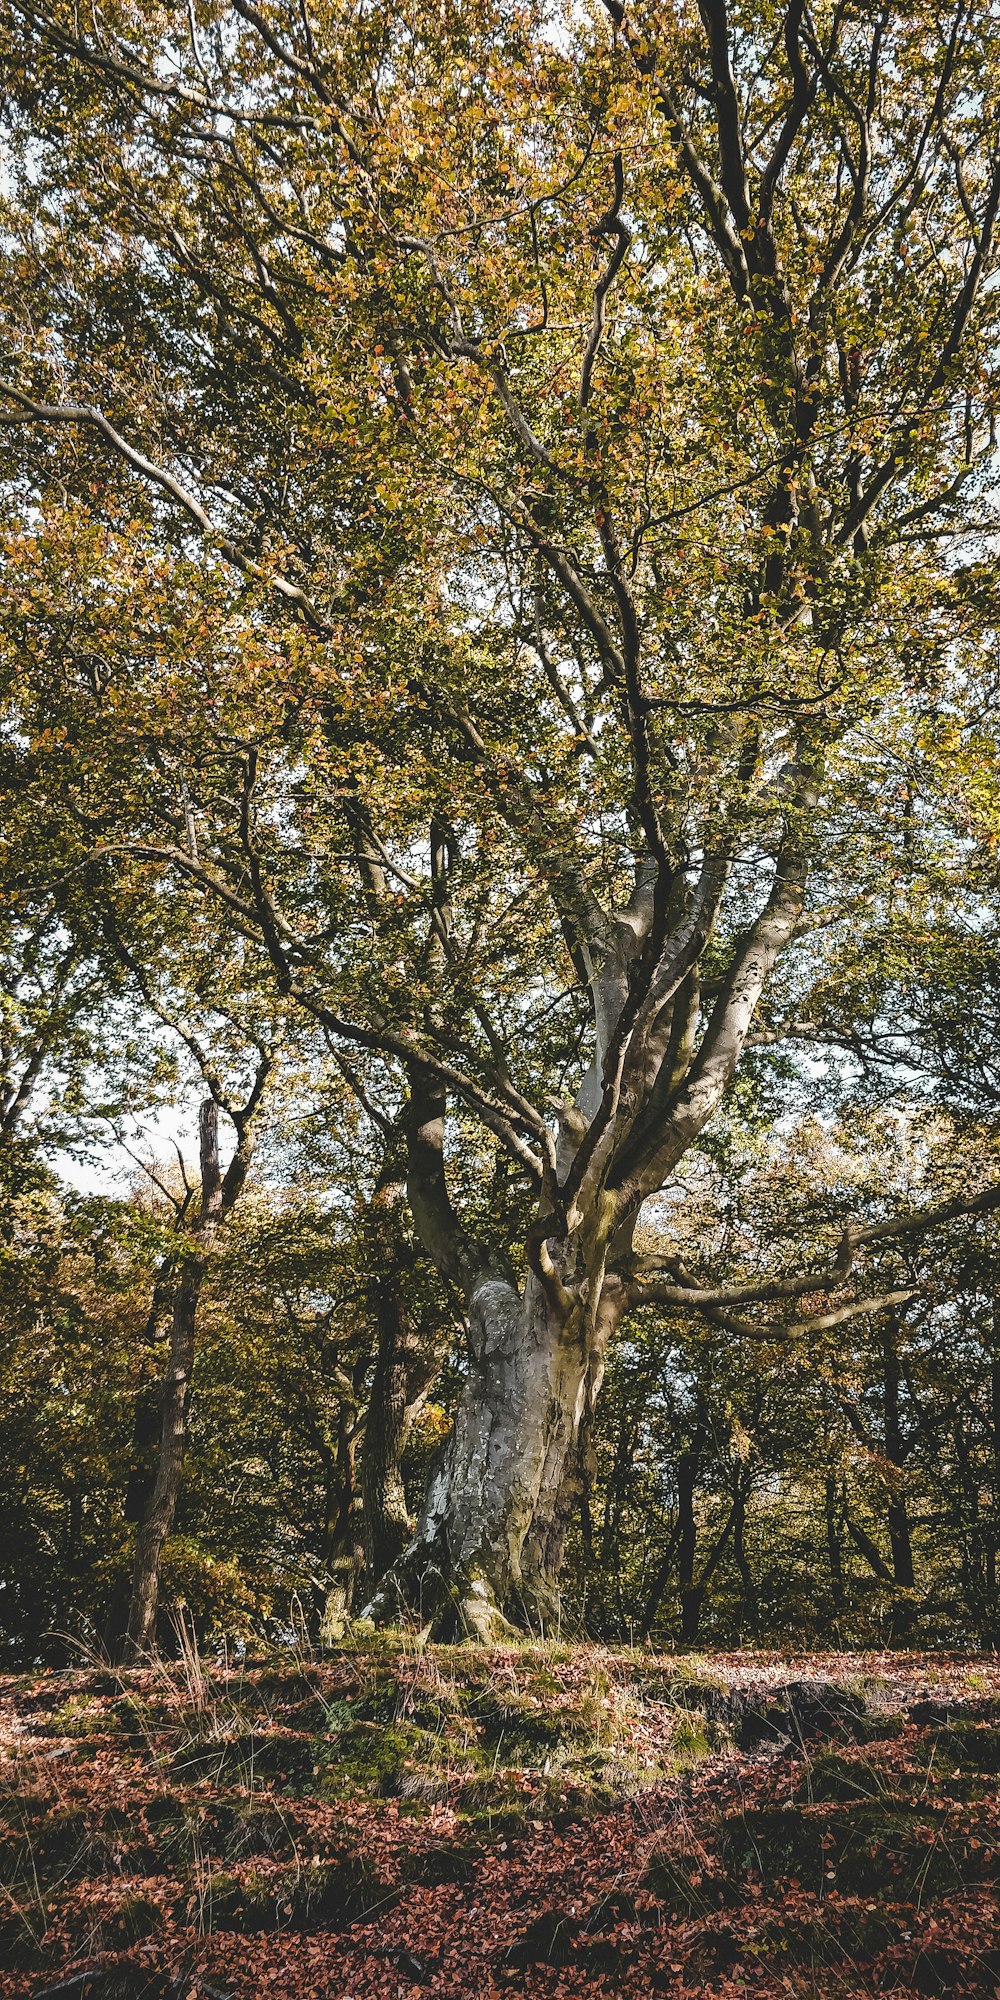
[202,1853,396,1931]
[454,1771,531,1835]
[640,1662,729,1709]
[330,1672,401,1724]
[666,1710,714,1767]
[524,1668,562,1700]
[799,1750,890,1803]
[169,1728,317,1787]
[935,1721,1000,1773]
[47,1695,113,1738]
[470,1690,566,1761]
[647,1797,999,1913]
[316,1716,470,1798]
[852,1710,905,1745]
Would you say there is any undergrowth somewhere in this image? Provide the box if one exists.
[1,1643,998,1996]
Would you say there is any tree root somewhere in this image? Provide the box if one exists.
[356,1539,521,1643]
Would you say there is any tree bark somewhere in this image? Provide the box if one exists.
[365,1264,625,1637]
[882,1314,916,1639]
[362,1286,413,1583]
[362,743,817,1635]
[319,1402,364,1643]
[677,1440,702,1643]
[124,1089,258,1660]
[124,1252,203,1659]
[731,1482,758,1638]
[825,1472,845,1611]
[639,1521,682,1641]
[987,1314,1000,1618]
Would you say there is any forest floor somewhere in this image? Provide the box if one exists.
[1,1642,999,1999]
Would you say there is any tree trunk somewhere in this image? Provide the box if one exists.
[124,1098,234,1660]
[105,1258,176,1658]
[369,770,814,1638]
[319,1403,364,1643]
[362,1286,412,1583]
[124,1256,203,1658]
[677,1443,702,1643]
[731,1483,758,1638]
[882,1314,916,1639]
[597,1411,635,1633]
[639,1521,682,1641]
[365,1266,623,1638]
[988,1323,1000,1621]
[825,1472,845,1610]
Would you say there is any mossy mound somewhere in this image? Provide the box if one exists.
[167,1726,317,1786]
[647,1798,1000,1913]
[316,1714,474,1797]
[200,1850,396,1931]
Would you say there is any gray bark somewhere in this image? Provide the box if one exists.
[365,769,819,1635]
[365,1256,627,1637]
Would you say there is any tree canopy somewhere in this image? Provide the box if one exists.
[2,0,1000,1646]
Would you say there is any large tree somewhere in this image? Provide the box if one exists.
[3,0,1000,1635]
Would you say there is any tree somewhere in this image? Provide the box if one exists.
[123,1084,268,1657]
[3,0,1000,1635]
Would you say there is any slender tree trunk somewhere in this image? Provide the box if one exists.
[359,1167,445,1590]
[882,1315,915,1639]
[731,1482,758,1638]
[362,1286,412,1582]
[105,1258,176,1658]
[319,1404,364,1643]
[825,1472,845,1610]
[597,1412,634,1631]
[125,1260,203,1658]
[639,1521,682,1640]
[577,1405,600,1631]
[845,1512,895,1584]
[124,1099,231,1660]
[988,1322,1000,1622]
[682,1503,736,1645]
[677,1442,702,1643]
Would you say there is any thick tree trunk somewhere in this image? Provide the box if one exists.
[370,776,815,1639]
[365,1267,623,1638]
